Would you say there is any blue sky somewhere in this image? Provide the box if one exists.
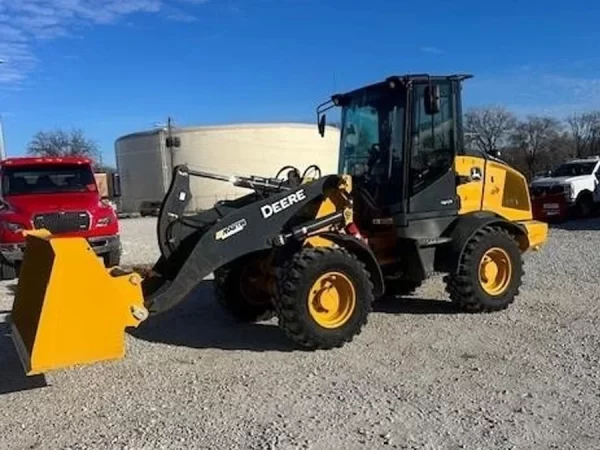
[1,0,600,166]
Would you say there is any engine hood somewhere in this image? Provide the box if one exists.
[3,192,101,216]
[530,175,589,187]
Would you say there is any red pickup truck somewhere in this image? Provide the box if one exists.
[0,156,121,279]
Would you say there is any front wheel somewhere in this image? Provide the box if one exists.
[444,226,523,313]
[213,255,276,323]
[575,193,594,218]
[273,247,374,349]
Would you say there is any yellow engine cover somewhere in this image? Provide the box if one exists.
[10,232,148,376]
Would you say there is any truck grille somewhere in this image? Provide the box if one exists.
[530,185,565,197]
[33,211,90,233]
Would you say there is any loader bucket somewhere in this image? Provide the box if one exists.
[9,231,148,376]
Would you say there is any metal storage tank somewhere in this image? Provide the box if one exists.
[115,123,341,214]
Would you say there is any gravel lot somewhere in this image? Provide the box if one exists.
[1,216,600,449]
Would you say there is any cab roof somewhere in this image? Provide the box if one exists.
[0,156,93,167]
[338,73,473,97]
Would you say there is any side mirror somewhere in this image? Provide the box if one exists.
[424,85,440,115]
[318,114,327,137]
[487,149,501,159]
[110,172,121,198]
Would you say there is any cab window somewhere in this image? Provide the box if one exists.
[409,82,455,196]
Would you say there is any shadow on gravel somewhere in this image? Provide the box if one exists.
[130,281,299,352]
[549,217,600,231]
[0,322,48,396]
[374,296,459,315]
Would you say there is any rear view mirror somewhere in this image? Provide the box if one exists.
[318,114,327,137]
[424,85,440,115]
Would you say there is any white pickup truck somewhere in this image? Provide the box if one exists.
[529,157,600,218]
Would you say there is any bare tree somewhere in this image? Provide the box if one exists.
[27,129,101,164]
[566,111,600,158]
[464,106,517,155]
[510,116,562,179]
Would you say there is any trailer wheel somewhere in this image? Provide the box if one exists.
[213,256,275,323]
[444,225,523,313]
[273,246,373,349]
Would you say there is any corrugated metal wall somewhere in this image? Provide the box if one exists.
[115,123,340,213]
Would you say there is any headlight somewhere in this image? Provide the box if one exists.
[3,222,25,233]
[563,184,574,199]
[97,216,113,227]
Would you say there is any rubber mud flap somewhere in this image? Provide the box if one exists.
[10,233,148,376]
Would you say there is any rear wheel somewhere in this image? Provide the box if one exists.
[213,255,275,322]
[273,247,374,349]
[444,226,523,313]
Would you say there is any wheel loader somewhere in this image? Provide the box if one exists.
[9,73,548,376]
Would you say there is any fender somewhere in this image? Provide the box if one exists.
[441,212,527,274]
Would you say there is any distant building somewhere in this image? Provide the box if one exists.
[114,122,341,214]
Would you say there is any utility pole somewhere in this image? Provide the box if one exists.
[0,117,5,160]
[0,59,6,160]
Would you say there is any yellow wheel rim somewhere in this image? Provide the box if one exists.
[479,247,512,296]
[308,272,356,329]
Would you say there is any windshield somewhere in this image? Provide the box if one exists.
[551,161,597,177]
[1,164,97,196]
[338,84,405,184]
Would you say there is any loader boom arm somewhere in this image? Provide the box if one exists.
[143,165,346,315]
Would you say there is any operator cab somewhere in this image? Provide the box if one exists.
[317,74,475,233]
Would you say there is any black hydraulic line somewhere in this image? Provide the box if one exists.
[274,211,345,245]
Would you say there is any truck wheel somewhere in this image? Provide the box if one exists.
[0,262,17,280]
[576,193,594,218]
[273,246,374,349]
[103,250,121,268]
[213,256,275,323]
[444,225,523,313]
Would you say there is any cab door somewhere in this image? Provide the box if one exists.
[455,155,485,214]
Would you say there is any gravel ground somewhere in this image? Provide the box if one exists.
[1,216,600,450]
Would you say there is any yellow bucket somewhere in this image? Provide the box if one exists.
[10,231,148,376]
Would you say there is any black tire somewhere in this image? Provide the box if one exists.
[444,225,523,313]
[273,246,374,349]
[213,256,275,323]
[0,262,17,280]
[575,193,594,218]
[385,279,423,297]
[103,249,121,268]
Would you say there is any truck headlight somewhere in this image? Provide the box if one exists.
[3,222,25,233]
[97,217,113,227]
[564,184,574,199]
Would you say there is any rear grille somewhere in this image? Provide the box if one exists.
[33,211,90,233]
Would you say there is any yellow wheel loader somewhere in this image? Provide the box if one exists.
[9,74,548,376]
